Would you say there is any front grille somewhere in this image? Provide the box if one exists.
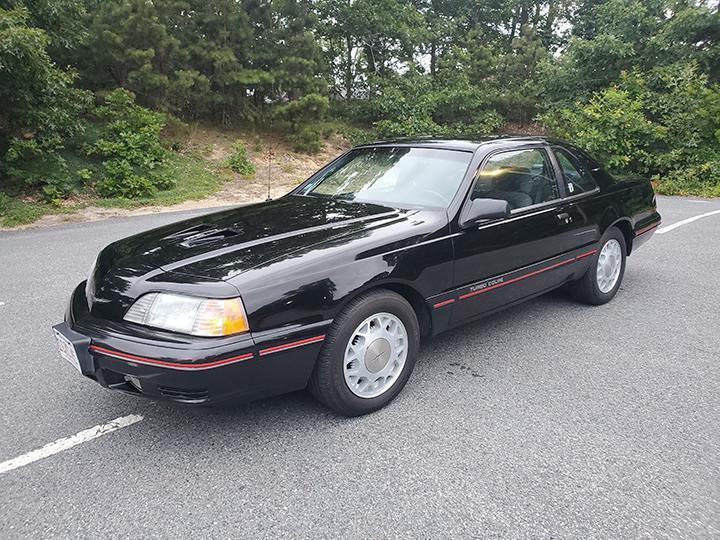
[157,386,209,403]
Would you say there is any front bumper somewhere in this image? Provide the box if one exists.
[54,282,329,405]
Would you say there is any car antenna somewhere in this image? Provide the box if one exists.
[266,145,274,201]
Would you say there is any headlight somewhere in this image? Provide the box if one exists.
[123,293,249,337]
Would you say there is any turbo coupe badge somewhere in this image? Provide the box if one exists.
[470,277,504,292]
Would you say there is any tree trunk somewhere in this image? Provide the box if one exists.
[518,5,529,37]
[544,0,558,46]
[345,35,353,100]
[508,7,520,46]
[430,40,437,78]
[364,44,376,74]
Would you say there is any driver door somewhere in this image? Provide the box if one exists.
[451,145,571,323]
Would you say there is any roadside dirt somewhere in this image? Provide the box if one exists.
[8,126,350,230]
[188,126,349,206]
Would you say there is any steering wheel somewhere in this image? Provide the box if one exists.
[529,174,551,203]
[529,173,550,187]
[417,188,448,207]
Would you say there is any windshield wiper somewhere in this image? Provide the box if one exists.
[331,192,356,201]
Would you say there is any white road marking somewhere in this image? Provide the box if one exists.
[0,414,143,475]
[657,209,720,235]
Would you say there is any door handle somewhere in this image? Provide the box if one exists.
[556,212,572,224]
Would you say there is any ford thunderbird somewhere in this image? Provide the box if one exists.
[53,137,661,415]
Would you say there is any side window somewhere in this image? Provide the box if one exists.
[554,148,598,195]
[471,148,559,211]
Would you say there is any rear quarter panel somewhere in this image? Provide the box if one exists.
[602,177,661,252]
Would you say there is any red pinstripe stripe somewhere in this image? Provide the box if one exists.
[575,249,597,260]
[258,335,326,356]
[433,299,456,309]
[635,222,660,236]
[458,249,598,301]
[89,345,253,370]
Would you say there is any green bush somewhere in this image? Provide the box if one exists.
[88,89,173,198]
[289,125,323,153]
[226,141,256,176]
[374,117,442,139]
[351,72,505,140]
[96,172,156,199]
[541,64,720,196]
[654,162,720,197]
[0,6,91,198]
[275,94,330,127]
[3,138,73,202]
[430,84,504,137]
[275,94,330,154]
[337,125,376,145]
[363,72,437,136]
[540,85,665,175]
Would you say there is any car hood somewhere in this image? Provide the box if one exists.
[92,195,405,284]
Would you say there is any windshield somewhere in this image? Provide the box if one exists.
[298,147,472,209]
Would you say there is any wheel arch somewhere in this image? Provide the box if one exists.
[336,280,433,340]
[607,217,634,256]
[599,203,633,256]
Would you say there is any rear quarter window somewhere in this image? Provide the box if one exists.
[566,145,616,187]
[553,147,599,195]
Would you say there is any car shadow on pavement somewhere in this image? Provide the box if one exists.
[126,286,583,437]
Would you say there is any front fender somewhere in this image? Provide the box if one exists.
[236,234,454,335]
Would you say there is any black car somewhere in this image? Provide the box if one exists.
[53,137,661,415]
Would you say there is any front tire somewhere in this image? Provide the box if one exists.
[309,290,420,416]
[569,227,627,305]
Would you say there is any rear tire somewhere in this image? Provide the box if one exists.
[309,290,420,416]
[569,227,627,305]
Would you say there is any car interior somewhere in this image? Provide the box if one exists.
[472,152,559,211]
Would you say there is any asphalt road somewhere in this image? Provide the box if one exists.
[1,196,719,538]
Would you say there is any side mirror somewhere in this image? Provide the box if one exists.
[460,198,511,228]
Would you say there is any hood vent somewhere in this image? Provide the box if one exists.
[163,223,213,239]
[171,225,242,247]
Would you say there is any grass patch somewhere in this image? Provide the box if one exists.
[0,193,80,227]
[1,152,229,227]
[94,152,230,209]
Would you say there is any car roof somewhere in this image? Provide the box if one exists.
[355,136,563,153]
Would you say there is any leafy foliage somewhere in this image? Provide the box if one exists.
[541,86,666,174]
[275,94,330,128]
[275,93,330,153]
[226,141,256,176]
[88,89,173,198]
[0,5,91,199]
[3,0,720,212]
[344,71,503,139]
[288,125,323,153]
[542,64,720,196]
[71,0,325,123]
